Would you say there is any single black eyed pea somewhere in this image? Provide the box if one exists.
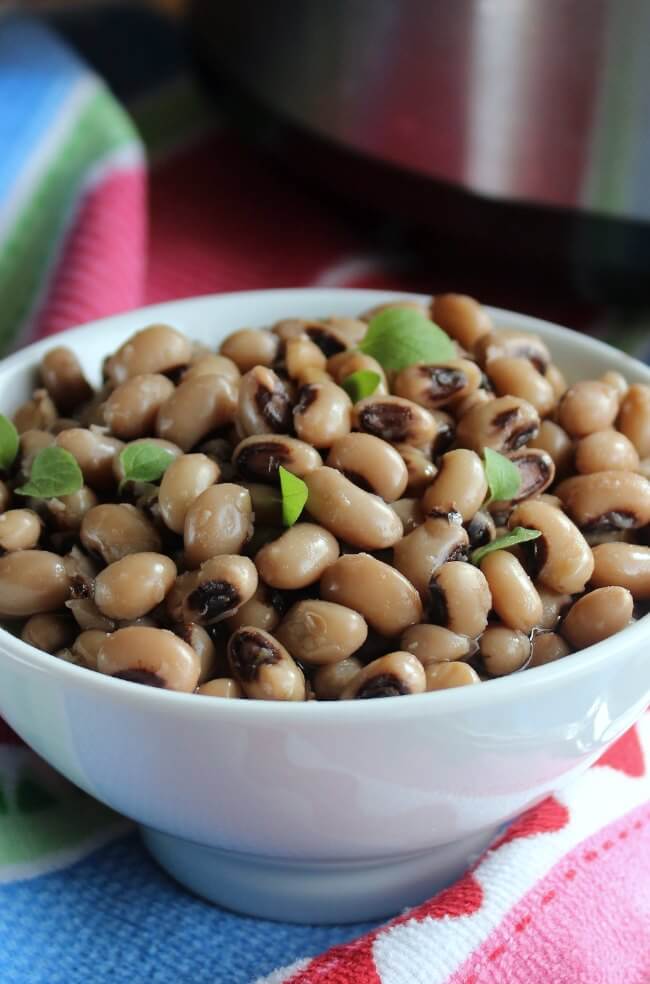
[422,449,487,522]
[312,657,363,699]
[529,631,571,667]
[173,554,259,624]
[227,627,305,700]
[618,384,650,458]
[156,374,238,451]
[45,486,99,532]
[430,294,493,352]
[225,582,284,634]
[275,600,368,664]
[590,543,650,599]
[219,327,280,373]
[70,629,110,670]
[474,329,551,374]
[390,497,424,534]
[555,470,650,532]
[104,324,193,385]
[158,453,220,534]
[557,381,619,438]
[300,321,350,357]
[528,420,574,478]
[255,523,339,589]
[271,318,306,342]
[425,661,481,690]
[486,356,556,416]
[0,481,10,514]
[182,353,241,386]
[393,360,482,410]
[40,346,93,413]
[304,467,403,549]
[94,553,177,621]
[284,336,327,379]
[327,350,389,394]
[536,585,573,630]
[56,428,124,491]
[466,510,496,550]
[184,484,253,568]
[326,433,408,502]
[490,448,555,508]
[393,514,468,600]
[601,370,628,401]
[574,429,639,475]
[197,678,244,698]
[395,444,437,495]
[233,435,322,484]
[0,510,41,552]
[0,550,70,618]
[238,366,293,436]
[561,586,634,649]
[175,622,220,683]
[320,553,423,637]
[479,550,543,633]
[66,598,116,633]
[400,623,477,665]
[428,561,492,637]
[322,316,368,346]
[21,614,76,654]
[456,395,540,454]
[103,373,175,440]
[545,364,568,400]
[81,504,162,565]
[97,626,201,691]
[480,626,531,676]
[508,500,594,594]
[112,438,182,484]
[353,395,437,446]
[293,381,352,448]
[340,651,426,699]
[13,389,58,434]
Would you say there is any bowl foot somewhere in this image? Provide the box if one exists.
[141,825,498,924]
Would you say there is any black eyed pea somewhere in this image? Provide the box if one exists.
[81,504,161,564]
[225,582,285,634]
[284,336,327,379]
[103,374,175,440]
[545,364,568,401]
[557,381,619,438]
[486,357,556,416]
[466,510,496,550]
[0,481,10,514]
[40,346,93,413]
[271,318,306,341]
[430,294,493,353]
[326,433,408,502]
[393,360,482,410]
[322,316,368,347]
[480,626,531,676]
[304,467,403,549]
[575,429,639,475]
[474,329,551,374]
[227,627,305,700]
[0,550,70,618]
[618,384,650,458]
[97,626,201,691]
[555,470,650,532]
[301,321,350,357]
[326,350,389,394]
[45,486,99,532]
[422,449,487,522]
[428,561,492,637]
[320,553,423,637]
[21,613,76,654]
[184,484,253,568]
[456,395,540,454]
[479,549,543,632]
[590,543,650,599]
[197,678,244,698]
[400,623,477,665]
[172,554,259,624]
[156,374,238,451]
[0,510,41,552]
[312,657,363,699]
[70,629,110,670]
[13,389,58,434]
[536,585,573,630]
[182,353,241,386]
[105,324,192,385]
[390,497,424,534]
[94,552,177,621]
[353,395,437,446]
[561,586,634,649]
[293,381,352,448]
[112,438,182,484]
[395,444,438,495]
[255,523,339,589]
[530,631,571,667]
[158,453,220,534]
[238,366,293,436]
[393,514,468,600]
[508,500,594,594]
[175,622,221,683]
[66,598,115,633]
[233,435,322,484]
[275,600,368,664]
[601,370,628,401]
[528,420,574,478]
[425,661,481,690]
[340,651,426,699]
[56,428,124,491]
[220,327,280,372]
[490,448,555,508]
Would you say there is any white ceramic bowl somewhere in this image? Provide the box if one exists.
[1,288,649,924]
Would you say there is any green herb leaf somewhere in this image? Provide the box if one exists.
[16,447,83,499]
[341,369,381,402]
[471,526,541,566]
[0,415,19,471]
[119,443,175,489]
[358,307,456,371]
[483,448,522,504]
[279,465,308,527]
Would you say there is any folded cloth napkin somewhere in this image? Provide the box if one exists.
[1,11,650,984]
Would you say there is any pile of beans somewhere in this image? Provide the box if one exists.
[1,293,649,701]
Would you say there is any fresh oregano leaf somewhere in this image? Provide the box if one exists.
[471,527,541,566]
[119,442,175,490]
[279,465,308,527]
[358,307,456,371]
[483,448,522,504]
[0,415,19,471]
[16,447,83,499]
[341,370,381,403]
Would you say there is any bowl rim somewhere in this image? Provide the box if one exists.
[2,285,650,721]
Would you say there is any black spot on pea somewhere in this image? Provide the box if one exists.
[230,629,281,682]
[188,580,240,621]
[356,673,410,698]
[113,669,165,687]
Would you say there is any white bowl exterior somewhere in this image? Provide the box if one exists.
[0,288,649,867]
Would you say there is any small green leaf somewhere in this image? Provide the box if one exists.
[471,526,542,566]
[358,307,456,371]
[483,448,522,504]
[0,415,19,471]
[279,465,308,527]
[119,443,175,489]
[16,447,83,499]
[341,370,381,403]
